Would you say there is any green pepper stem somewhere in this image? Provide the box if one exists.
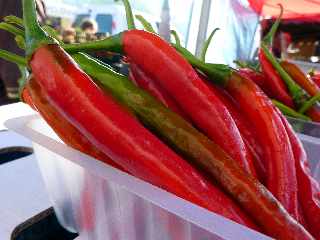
[0,22,25,37]
[173,43,231,85]
[23,0,56,58]
[298,93,320,114]
[200,28,219,62]
[63,33,123,54]
[72,52,139,111]
[263,4,283,47]
[0,49,27,66]
[4,15,24,27]
[73,52,121,78]
[135,15,156,33]
[234,60,247,68]
[272,99,311,121]
[170,30,181,47]
[42,25,63,44]
[261,43,305,105]
[121,0,136,30]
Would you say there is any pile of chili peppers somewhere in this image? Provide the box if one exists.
[1,0,320,239]
[235,5,320,123]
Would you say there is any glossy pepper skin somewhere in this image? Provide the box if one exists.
[278,111,320,239]
[129,62,189,120]
[206,83,265,181]
[225,72,300,220]
[23,0,256,229]
[123,30,255,176]
[21,86,36,110]
[73,53,315,240]
[259,50,295,108]
[281,60,320,97]
[27,80,101,232]
[237,68,270,96]
[306,106,320,122]
[25,76,123,169]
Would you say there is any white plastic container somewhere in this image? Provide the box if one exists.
[5,115,320,240]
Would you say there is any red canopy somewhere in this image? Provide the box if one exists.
[249,0,320,20]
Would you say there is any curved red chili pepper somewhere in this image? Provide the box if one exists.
[278,110,320,239]
[129,62,189,120]
[123,30,255,176]
[26,77,123,170]
[279,63,320,123]
[30,44,256,229]
[281,60,320,97]
[237,68,269,95]
[259,50,295,108]
[237,68,265,87]
[225,72,299,220]
[206,82,265,181]
[21,85,36,110]
[306,105,320,123]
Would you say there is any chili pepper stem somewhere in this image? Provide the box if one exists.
[299,93,320,113]
[172,44,231,85]
[272,99,311,121]
[263,4,283,47]
[23,0,56,58]
[135,15,156,33]
[63,33,123,54]
[200,28,220,62]
[170,30,181,47]
[121,0,136,30]
[234,60,248,68]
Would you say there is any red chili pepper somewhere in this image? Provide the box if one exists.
[281,60,320,97]
[257,4,295,108]
[225,73,299,220]
[26,76,123,170]
[129,62,189,120]
[280,61,320,123]
[306,105,320,122]
[278,109,320,239]
[259,50,295,107]
[23,0,256,228]
[237,68,269,95]
[21,85,36,110]
[206,82,265,181]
